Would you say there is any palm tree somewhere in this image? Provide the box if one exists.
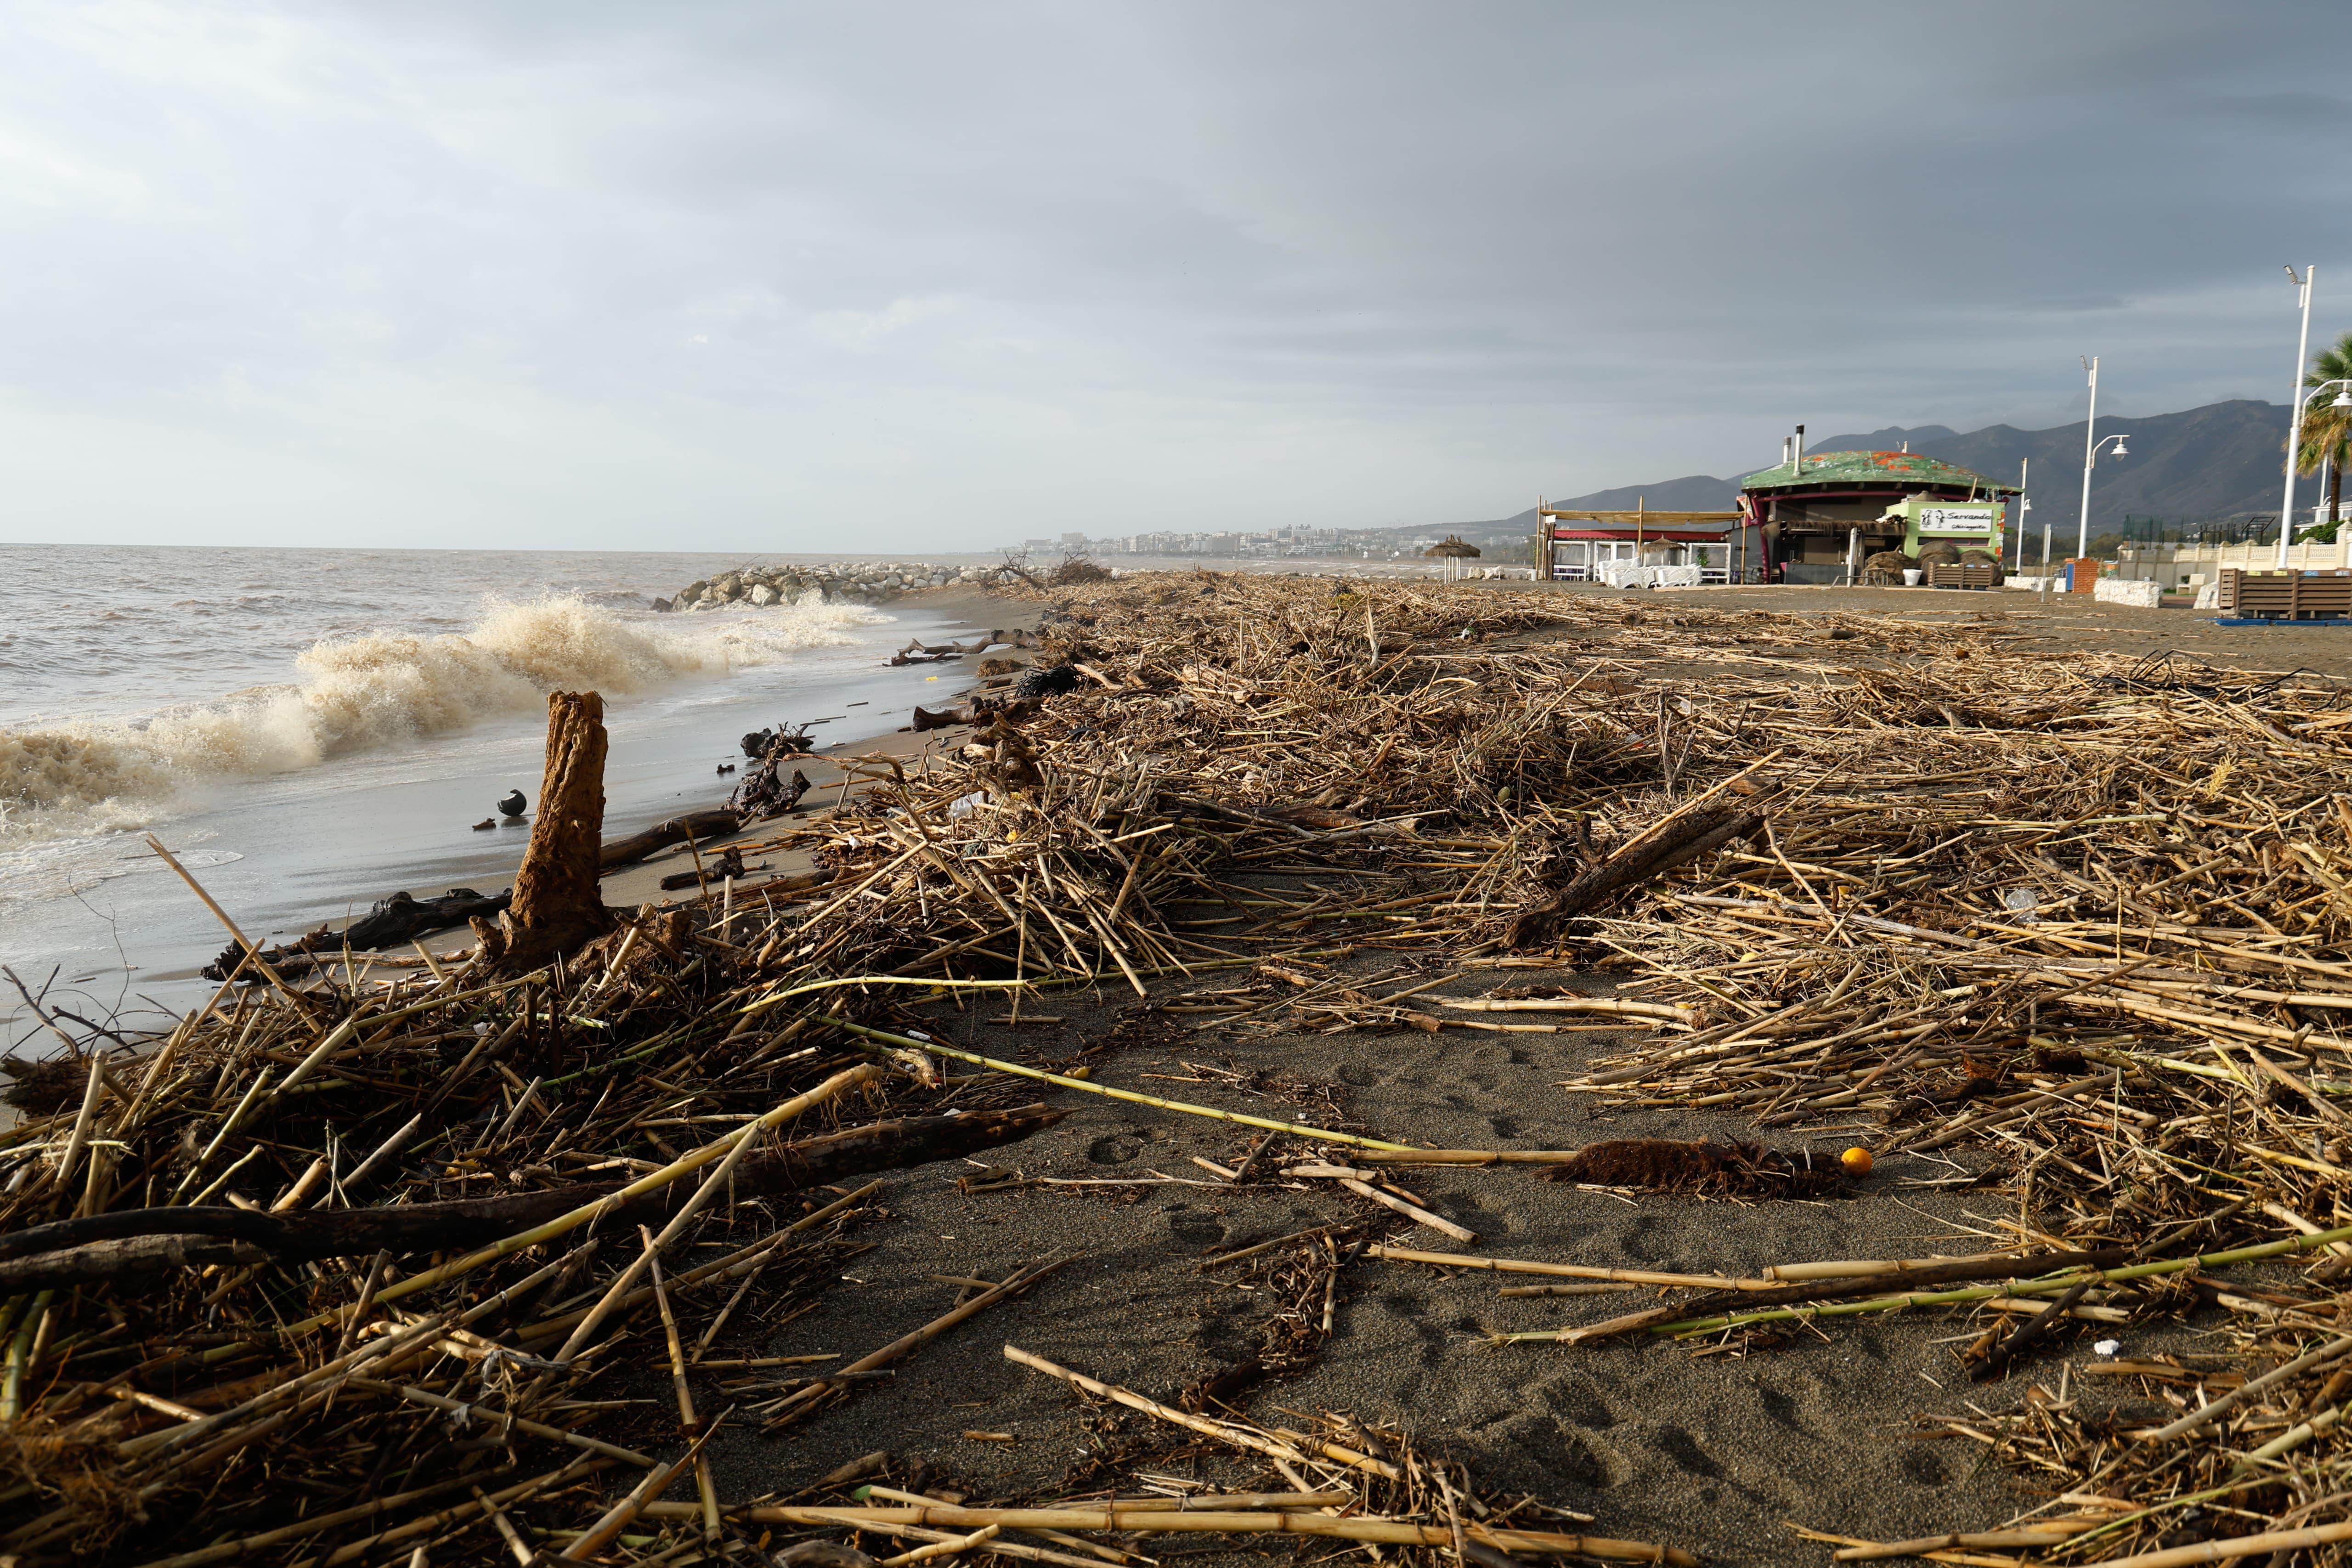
[2297,330,2352,538]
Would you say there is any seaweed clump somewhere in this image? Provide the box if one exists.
[1539,1138,1846,1199]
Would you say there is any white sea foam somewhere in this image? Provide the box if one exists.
[0,592,881,841]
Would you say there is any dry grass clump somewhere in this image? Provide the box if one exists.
[1043,555,1112,586]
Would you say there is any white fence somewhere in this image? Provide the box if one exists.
[1554,540,1728,584]
[2109,538,2351,586]
[1596,562,1706,589]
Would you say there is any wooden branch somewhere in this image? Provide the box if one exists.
[480,691,617,967]
[0,1109,1062,1291]
[696,1500,1696,1565]
[600,808,746,873]
[1506,807,1764,948]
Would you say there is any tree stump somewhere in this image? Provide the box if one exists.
[475,691,616,970]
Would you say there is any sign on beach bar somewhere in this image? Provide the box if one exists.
[1917,505,1998,535]
[1884,495,2007,555]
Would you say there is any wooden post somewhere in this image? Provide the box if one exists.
[475,691,616,970]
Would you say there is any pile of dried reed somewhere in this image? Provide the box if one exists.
[12,569,2352,1564]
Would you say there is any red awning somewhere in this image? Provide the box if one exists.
[1552,529,1728,543]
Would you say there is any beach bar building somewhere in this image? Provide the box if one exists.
[1538,501,1749,584]
[1740,450,2018,584]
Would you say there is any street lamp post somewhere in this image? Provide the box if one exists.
[2289,377,2352,542]
[2075,356,2131,559]
[2012,458,2029,572]
[2278,265,2316,568]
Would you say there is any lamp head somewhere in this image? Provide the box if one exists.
[2333,387,2352,409]
[2113,439,2128,459]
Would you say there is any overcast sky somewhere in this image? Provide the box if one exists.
[3,1,2348,550]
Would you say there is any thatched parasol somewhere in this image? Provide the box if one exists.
[1423,534,1481,558]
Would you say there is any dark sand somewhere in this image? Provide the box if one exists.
[684,963,2232,1566]
[603,578,2267,1565]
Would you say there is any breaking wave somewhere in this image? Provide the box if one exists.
[0,592,878,840]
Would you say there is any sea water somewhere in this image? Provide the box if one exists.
[0,543,995,1041]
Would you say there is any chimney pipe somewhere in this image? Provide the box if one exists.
[1793,425,1806,476]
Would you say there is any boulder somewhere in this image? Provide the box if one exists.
[749,583,778,606]
[2093,577,2165,608]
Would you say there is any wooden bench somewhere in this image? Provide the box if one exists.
[1928,563,1999,590]
[2217,568,2352,620]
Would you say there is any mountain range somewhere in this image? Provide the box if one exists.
[1439,399,2304,545]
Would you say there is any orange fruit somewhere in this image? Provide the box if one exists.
[1841,1146,1874,1176]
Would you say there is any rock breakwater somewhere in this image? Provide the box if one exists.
[654,560,1035,611]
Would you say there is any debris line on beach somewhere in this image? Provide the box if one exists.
[15,573,2352,1561]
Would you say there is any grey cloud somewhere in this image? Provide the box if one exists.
[0,0,2346,547]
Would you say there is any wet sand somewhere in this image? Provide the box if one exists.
[597,584,1018,909]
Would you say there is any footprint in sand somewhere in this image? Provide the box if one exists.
[1481,1413,1628,1491]
[1900,1447,1949,1486]
[1541,1376,1620,1431]
[1614,1215,1670,1262]
[1650,1424,1724,1478]
[1555,1429,1631,1490]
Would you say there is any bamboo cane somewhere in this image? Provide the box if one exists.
[679,1502,1696,1565]
[836,1022,1414,1151]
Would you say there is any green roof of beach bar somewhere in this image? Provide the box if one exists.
[1739,449,2016,495]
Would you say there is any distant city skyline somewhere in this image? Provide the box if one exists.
[0,2,2346,552]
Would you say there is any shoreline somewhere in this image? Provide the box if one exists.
[595,583,1038,912]
[0,583,1029,1036]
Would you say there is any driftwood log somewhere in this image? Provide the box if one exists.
[894,628,1039,659]
[0,1107,1061,1292]
[729,756,814,819]
[659,845,745,891]
[345,887,510,948]
[600,807,746,872]
[741,726,816,759]
[200,889,513,976]
[1505,805,1763,948]
[910,705,970,732]
[476,690,616,968]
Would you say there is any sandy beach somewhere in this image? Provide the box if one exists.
[4,569,2343,1568]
